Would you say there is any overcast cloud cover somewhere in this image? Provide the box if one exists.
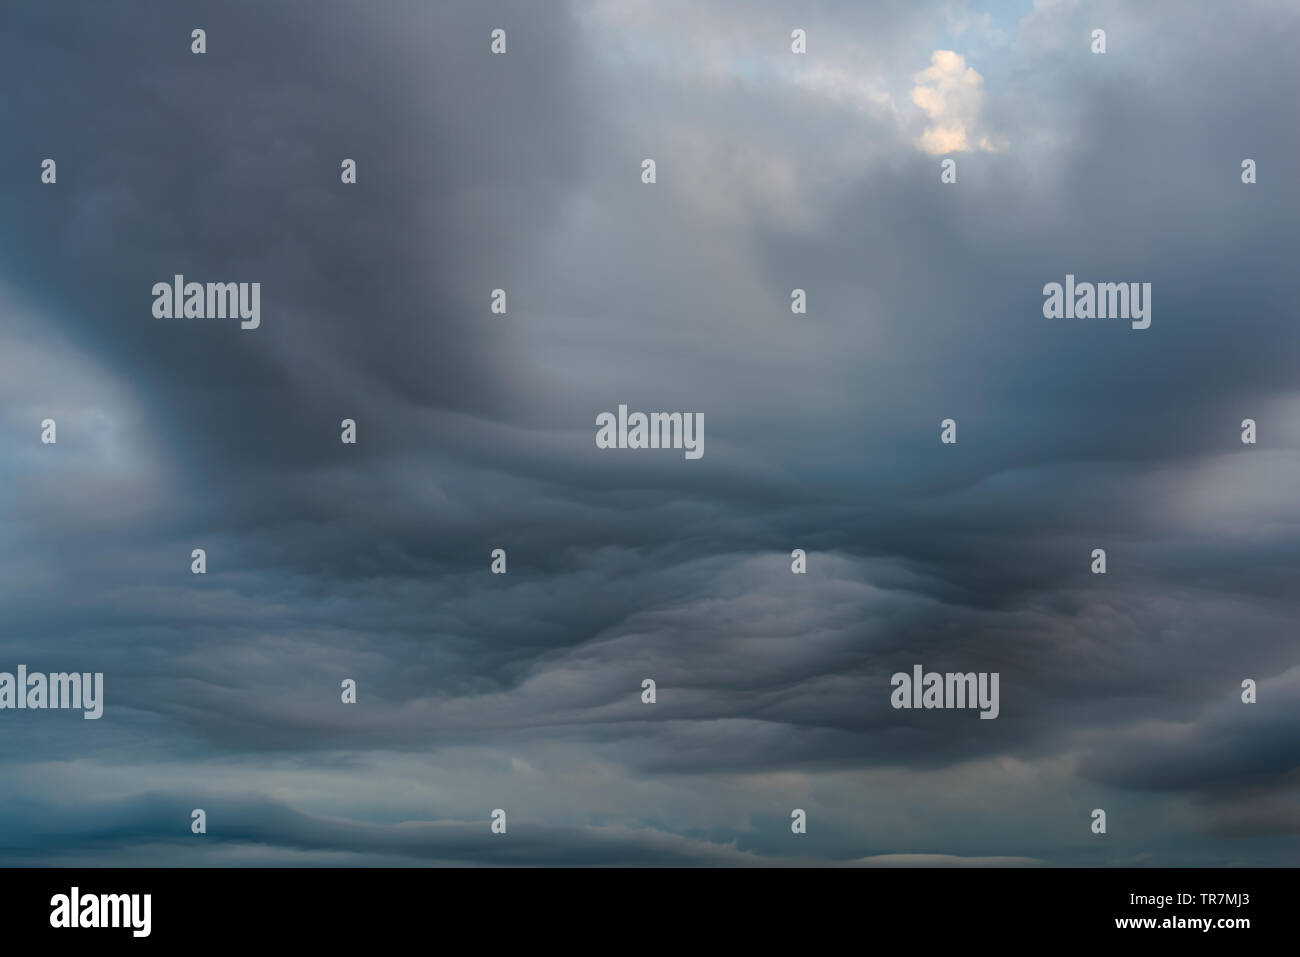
[1,0,1298,866]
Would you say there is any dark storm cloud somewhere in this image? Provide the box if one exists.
[1,0,592,469]
[1,0,1298,865]
[1080,668,1300,793]
[0,793,762,866]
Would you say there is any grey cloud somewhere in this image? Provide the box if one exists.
[1,0,1298,865]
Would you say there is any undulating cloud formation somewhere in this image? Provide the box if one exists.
[1,0,1297,866]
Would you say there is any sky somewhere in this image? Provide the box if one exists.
[1,0,1298,866]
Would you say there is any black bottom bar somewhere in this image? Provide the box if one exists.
[0,867,1285,944]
